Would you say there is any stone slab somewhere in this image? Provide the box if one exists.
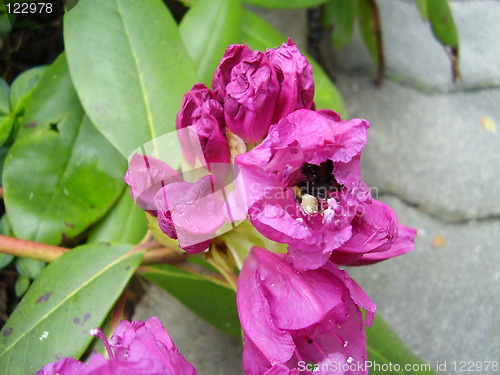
[333,0,500,92]
[348,195,500,375]
[337,74,500,222]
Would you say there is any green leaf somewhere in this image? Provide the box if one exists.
[180,0,242,86]
[0,77,14,147]
[14,276,30,298]
[425,0,460,80]
[356,0,385,84]
[3,54,126,245]
[15,257,45,279]
[140,262,241,336]
[240,9,346,116]
[88,189,148,244]
[10,66,46,114]
[414,0,428,21]
[367,315,436,374]
[0,253,13,269]
[0,78,9,116]
[0,243,142,375]
[64,0,198,159]
[242,0,327,9]
[324,0,355,49]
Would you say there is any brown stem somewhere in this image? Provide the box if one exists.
[141,247,187,265]
[0,235,68,262]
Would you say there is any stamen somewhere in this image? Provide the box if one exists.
[90,327,115,359]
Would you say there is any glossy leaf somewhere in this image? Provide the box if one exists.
[15,257,45,279]
[0,243,142,375]
[240,9,347,116]
[0,78,13,147]
[414,0,428,21]
[426,0,460,80]
[64,0,198,158]
[367,315,436,374]
[242,0,327,9]
[3,55,126,245]
[180,0,242,86]
[10,66,46,114]
[356,0,385,85]
[0,253,13,269]
[324,0,355,49]
[88,189,148,245]
[140,262,241,336]
[14,276,30,298]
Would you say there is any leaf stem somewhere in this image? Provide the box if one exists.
[0,235,68,262]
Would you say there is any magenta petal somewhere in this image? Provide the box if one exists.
[350,224,417,266]
[155,176,229,253]
[176,83,230,170]
[37,357,87,375]
[238,247,375,375]
[124,154,183,213]
[237,249,296,365]
[265,38,315,124]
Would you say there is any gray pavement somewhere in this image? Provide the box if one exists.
[134,1,500,374]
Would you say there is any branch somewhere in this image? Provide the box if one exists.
[0,235,68,262]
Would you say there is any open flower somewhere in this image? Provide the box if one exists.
[234,109,371,270]
[37,317,198,375]
[237,247,375,375]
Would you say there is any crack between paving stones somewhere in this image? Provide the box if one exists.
[378,191,500,225]
[338,70,500,96]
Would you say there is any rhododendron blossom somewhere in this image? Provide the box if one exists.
[37,317,197,375]
[237,247,375,375]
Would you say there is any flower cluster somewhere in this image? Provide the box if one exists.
[121,39,417,374]
[37,317,197,375]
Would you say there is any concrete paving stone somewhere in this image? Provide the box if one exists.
[333,0,500,92]
[347,195,500,375]
[337,74,500,222]
[133,284,243,374]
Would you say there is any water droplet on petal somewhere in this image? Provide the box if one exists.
[347,356,354,364]
[344,340,349,348]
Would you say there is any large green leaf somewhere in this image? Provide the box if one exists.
[0,77,13,147]
[243,0,327,9]
[88,189,148,244]
[367,316,436,374]
[10,66,46,114]
[180,0,242,86]
[3,55,126,245]
[64,0,198,159]
[0,243,142,375]
[324,0,355,49]
[240,9,346,116]
[140,262,241,336]
[425,0,460,80]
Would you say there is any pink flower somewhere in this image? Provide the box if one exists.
[212,40,315,144]
[37,317,198,375]
[176,83,230,171]
[237,247,375,375]
[234,109,371,270]
[154,175,230,254]
[213,44,280,143]
[125,154,230,253]
[330,199,417,266]
[124,154,182,214]
[265,38,315,124]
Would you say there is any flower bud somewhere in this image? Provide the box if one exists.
[176,83,230,170]
[213,45,280,143]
